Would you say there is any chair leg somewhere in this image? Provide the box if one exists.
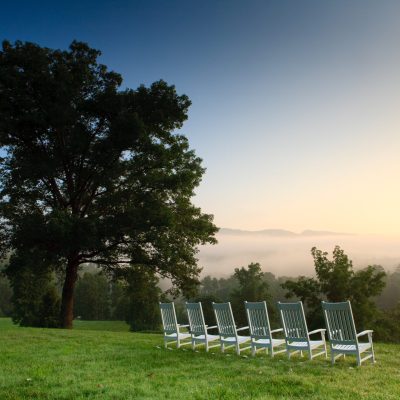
[236,343,240,355]
[192,340,196,351]
[205,342,209,352]
[356,353,361,367]
[221,343,225,353]
[370,341,376,363]
[251,345,256,357]
[331,350,335,365]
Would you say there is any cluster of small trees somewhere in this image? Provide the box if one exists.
[74,269,161,331]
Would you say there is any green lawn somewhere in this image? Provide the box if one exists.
[0,318,399,399]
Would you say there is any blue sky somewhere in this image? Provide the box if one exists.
[2,0,400,234]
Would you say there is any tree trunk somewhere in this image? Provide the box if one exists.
[60,257,79,329]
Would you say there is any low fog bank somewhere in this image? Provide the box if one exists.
[198,231,400,278]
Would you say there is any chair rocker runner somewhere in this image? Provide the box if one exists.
[278,301,327,360]
[212,302,251,355]
[159,302,191,349]
[186,302,219,351]
[322,301,375,366]
[245,301,285,357]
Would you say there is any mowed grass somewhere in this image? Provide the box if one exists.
[0,318,399,400]
[73,320,131,332]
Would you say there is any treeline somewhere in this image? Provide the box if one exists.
[182,257,400,343]
[0,263,161,332]
[1,246,400,341]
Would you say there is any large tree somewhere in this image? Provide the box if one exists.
[0,40,217,328]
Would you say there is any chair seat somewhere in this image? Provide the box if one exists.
[165,332,191,340]
[287,340,325,349]
[253,338,285,346]
[221,335,250,344]
[192,334,219,342]
[332,342,371,353]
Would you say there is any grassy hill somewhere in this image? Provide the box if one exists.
[0,318,399,399]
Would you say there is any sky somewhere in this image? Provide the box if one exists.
[1,0,400,235]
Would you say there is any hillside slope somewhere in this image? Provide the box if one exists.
[0,318,398,399]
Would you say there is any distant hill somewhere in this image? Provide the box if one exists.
[300,229,352,237]
[219,228,296,237]
[219,228,351,237]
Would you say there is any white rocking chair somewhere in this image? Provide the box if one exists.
[212,302,251,355]
[277,301,327,360]
[159,302,191,349]
[322,301,375,366]
[245,301,286,357]
[186,302,219,351]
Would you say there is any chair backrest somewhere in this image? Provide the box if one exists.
[159,302,178,334]
[245,301,271,339]
[322,301,357,345]
[212,302,237,337]
[277,302,309,342]
[186,302,207,336]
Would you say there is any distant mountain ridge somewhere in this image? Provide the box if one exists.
[219,228,352,237]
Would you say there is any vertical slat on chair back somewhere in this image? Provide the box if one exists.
[245,301,271,339]
[159,302,178,334]
[186,302,206,336]
[277,302,308,341]
[212,302,237,337]
[322,301,357,344]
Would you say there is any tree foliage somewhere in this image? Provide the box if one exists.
[376,266,400,310]
[121,266,161,331]
[231,262,271,326]
[6,251,60,327]
[0,271,12,317]
[74,272,110,320]
[0,40,217,328]
[282,246,386,329]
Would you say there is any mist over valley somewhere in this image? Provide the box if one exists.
[198,229,400,278]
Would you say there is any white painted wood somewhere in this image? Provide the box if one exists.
[212,302,251,355]
[245,301,286,357]
[185,302,219,351]
[322,301,375,366]
[159,302,191,349]
[277,301,327,360]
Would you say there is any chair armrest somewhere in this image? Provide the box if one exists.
[270,328,283,334]
[206,325,218,330]
[236,326,249,332]
[357,330,373,338]
[308,328,326,335]
[179,324,190,328]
